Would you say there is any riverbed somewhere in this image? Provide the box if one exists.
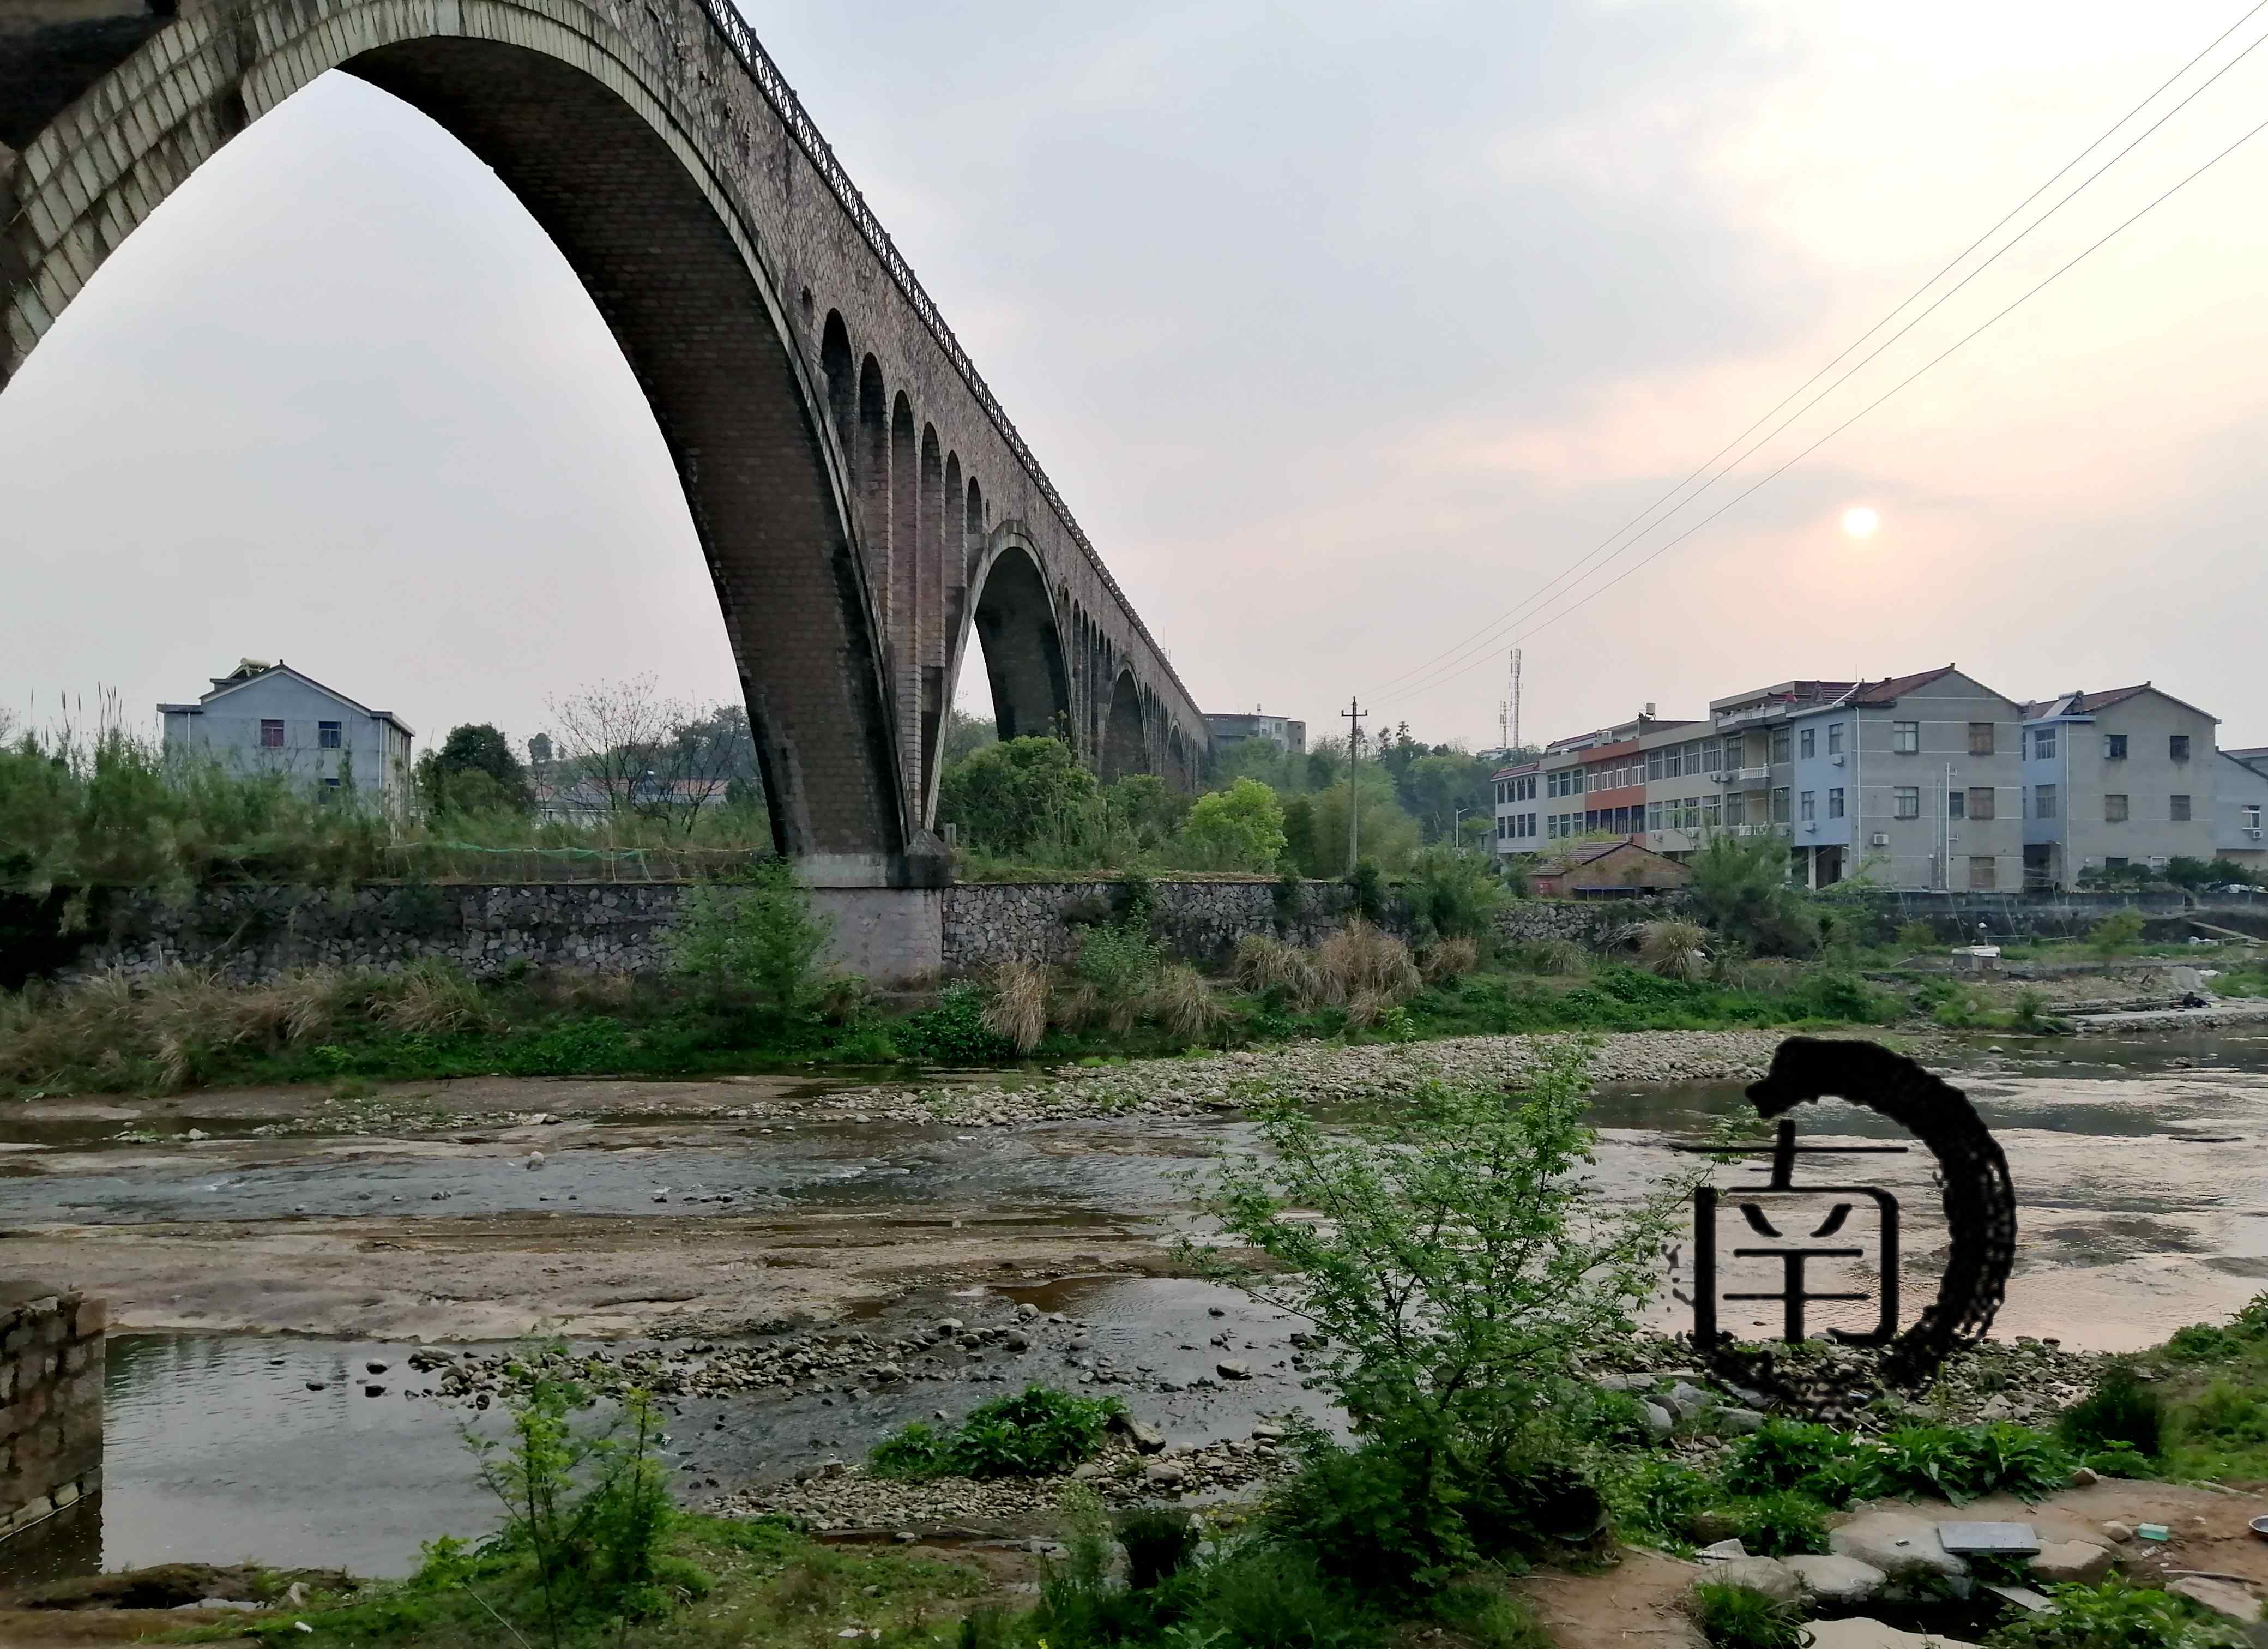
[4,1027,2265,1581]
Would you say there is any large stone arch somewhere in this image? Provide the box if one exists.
[2,1,924,876]
[934,525,1069,824]
[1102,669,1148,784]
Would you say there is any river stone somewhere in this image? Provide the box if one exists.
[2102,1522,2134,1543]
[2028,1540,2115,1584]
[2169,1578,2263,1624]
[1712,1407,1764,1436]
[1643,1401,1674,1439]
[1666,1381,1716,1420]
[1697,1557,1800,1604]
[1808,1621,1979,1649]
[1217,1360,1252,1380]
[1785,1555,1887,1606]
[1830,1511,1969,1580]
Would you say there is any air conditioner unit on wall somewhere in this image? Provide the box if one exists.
[1871,832,1889,847]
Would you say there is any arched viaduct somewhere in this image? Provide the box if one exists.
[0,0,1211,907]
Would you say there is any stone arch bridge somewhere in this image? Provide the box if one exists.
[0,0,1211,913]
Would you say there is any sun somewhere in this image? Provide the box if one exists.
[1842,506,1880,539]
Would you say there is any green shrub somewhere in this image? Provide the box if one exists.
[895,983,1014,1064]
[2061,1365,2165,1460]
[1264,1433,1470,1597]
[1430,1584,1554,1649]
[1730,1491,1830,1557]
[870,1385,1123,1479]
[671,859,834,1014]
[1690,1581,1809,1649]
[1720,1419,1857,1498]
[1346,857,1385,922]
[1872,1422,2073,1503]
[1191,1541,1382,1649]
[1407,845,1508,941]
[1115,1504,1199,1592]
[1602,1456,1716,1546]
[1897,919,1940,950]
[1984,1576,2242,1649]
[2178,1380,2268,1447]
[1075,922,1160,998]
[2090,908,2148,955]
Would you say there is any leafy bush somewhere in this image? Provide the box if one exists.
[1984,1576,2243,1649]
[1686,834,1821,957]
[1076,923,1160,1000]
[870,1385,1123,1479]
[895,983,1014,1064]
[1114,1504,1199,1592]
[671,859,834,1013]
[2164,1295,2268,1362]
[1182,777,1289,871]
[1200,1044,1683,1588]
[1346,857,1385,922]
[2061,1364,2165,1460]
[937,736,1102,855]
[1602,1455,1715,1546]
[1730,1491,1830,1557]
[1873,1422,2073,1504]
[1505,936,1591,977]
[1190,1540,1383,1649]
[2090,908,2148,955]
[1407,845,1509,941]
[1721,1419,1860,1498]
[1690,1582,1809,1649]
[2179,1380,2268,1448]
[1897,919,1940,950]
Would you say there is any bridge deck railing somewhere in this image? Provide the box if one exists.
[691,0,1197,718]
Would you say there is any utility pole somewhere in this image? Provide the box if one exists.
[1342,696,1366,874]
[1453,803,1471,856]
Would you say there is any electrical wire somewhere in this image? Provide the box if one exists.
[1365,0,2268,700]
[1392,106,2268,699]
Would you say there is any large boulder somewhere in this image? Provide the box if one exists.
[1809,1622,1979,1649]
[1784,1554,1889,1606]
[1695,1557,1801,1604]
[2168,1578,2261,1625]
[2028,1540,2115,1585]
[1829,1512,1969,1581]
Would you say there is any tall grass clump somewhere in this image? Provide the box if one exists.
[1147,962,1225,1043]
[1234,932,1318,1001]
[1638,920,1710,982]
[980,959,1051,1054]
[1313,919,1421,1008]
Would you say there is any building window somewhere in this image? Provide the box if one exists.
[1663,748,1683,779]
[322,777,341,790]
[2104,734,2128,760]
[1894,786,1920,819]
[1969,722,1994,757]
[1828,787,1845,819]
[1827,722,1843,756]
[2033,726,2057,760]
[318,720,342,750]
[2248,805,2263,833]
[1968,786,1994,820]
[2106,856,2129,871]
[2170,735,2191,762]
[1948,790,1964,820]
[1892,721,1919,754]
[1771,787,1791,825]
[1704,795,1721,828]
[1800,727,1816,759]
[2171,793,2192,822]
[1702,738,1723,773]
[260,719,285,748]
[1969,856,1996,892]
[1646,749,1665,782]
[2105,793,2130,822]
[2035,783,2058,819]
[1770,727,1792,764]
[1800,790,1816,822]
[1725,792,1746,827]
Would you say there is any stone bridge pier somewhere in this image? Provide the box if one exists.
[0,0,1209,978]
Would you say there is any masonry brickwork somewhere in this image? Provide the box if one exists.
[0,1287,103,1545]
[0,0,1205,865]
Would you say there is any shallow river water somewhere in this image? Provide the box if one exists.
[7,1031,2268,1582]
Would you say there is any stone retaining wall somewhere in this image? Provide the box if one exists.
[34,880,2252,987]
[1,1287,103,1545]
[53,880,1691,983]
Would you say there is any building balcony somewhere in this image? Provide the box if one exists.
[1717,765,1769,785]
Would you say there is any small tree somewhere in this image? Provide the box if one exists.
[671,859,834,1013]
[1182,777,1287,871]
[1686,833,1820,956]
[1407,844,1509,940]
[936,736,1100,854]
[1192,1043,1690,1583]
[419,723,533,817]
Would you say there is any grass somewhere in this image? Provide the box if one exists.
[871,1386,1124,1480]
[234,1514,992,1647]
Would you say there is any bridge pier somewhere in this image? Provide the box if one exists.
[800,843,950,986]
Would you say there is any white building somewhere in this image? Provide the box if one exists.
[159,660,415,817]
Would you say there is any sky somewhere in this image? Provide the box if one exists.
[4,0,2266,761]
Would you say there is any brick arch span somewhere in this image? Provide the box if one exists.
[931,523,1069,826]
[1102,668,1150,784]
[2,0,1215,870]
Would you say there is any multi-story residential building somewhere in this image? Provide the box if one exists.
[2215,747,2268,877]
[1777,667,2026,890]
[1205,709,1306,757]
[1491,760,1540,852]
[2020,685,2218,889]
[159,659,415,817]
[1704,680,1857,870]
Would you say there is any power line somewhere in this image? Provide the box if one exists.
[1366,0,2268,700]
[1397,106,2268,695]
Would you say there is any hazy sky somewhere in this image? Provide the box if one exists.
[5,0,2266,761]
